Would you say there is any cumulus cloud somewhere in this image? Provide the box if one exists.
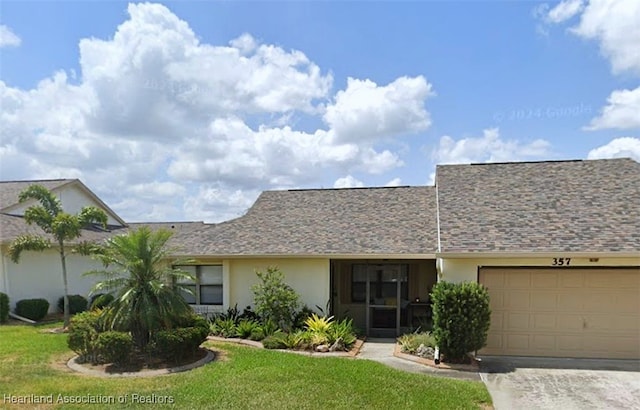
[333,175,364,188]
[432,128,551,164]
[324,76,433,143]
[385,177,402,187]
[587,137,640,162]
[0,25,21,47]
[0,2,428,222]
[585,87,640,130]
[571,0,640,76]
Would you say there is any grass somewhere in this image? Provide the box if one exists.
[0,322,492,409]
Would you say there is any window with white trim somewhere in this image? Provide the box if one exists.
[175,265,223,305]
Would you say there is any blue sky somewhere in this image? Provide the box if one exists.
[1,1,638,222]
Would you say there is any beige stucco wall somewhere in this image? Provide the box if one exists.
[227,258,330,312]
[3,248,106,312]
[439,256,640,283]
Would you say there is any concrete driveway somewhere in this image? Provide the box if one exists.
[479,356,640,410]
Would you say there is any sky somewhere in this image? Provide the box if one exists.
[0,0,638,223]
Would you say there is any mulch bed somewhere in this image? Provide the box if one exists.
[393,344,480,372]
[76,349,209,374]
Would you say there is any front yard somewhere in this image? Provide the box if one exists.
[0,323,491,409]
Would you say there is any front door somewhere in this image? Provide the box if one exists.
[365,264,408,336]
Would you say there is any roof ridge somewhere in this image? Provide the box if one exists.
[0,178,75,184]
[285,185,423,192]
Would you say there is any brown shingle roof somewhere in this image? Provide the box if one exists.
[174,186,438,256]
[436,158,640,253]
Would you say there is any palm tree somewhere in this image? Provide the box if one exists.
[8,185,108,328]
[86,227,195,349]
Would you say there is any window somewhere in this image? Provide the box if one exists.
[175,265,223,305]
[351,264,408,304]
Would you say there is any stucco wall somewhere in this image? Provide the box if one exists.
[9,184,122,226]
[439,256,640,283]
[228,258,330,312]
[4,249,105,312]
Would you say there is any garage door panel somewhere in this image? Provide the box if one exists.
[479,267,639,359]
[531,293,557,310]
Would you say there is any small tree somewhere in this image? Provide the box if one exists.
[430,281,491,362]
[8,185,108,327]
[86,227,195,349]
[252,266,300,331]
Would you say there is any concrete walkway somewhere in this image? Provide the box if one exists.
[357,338,481,381]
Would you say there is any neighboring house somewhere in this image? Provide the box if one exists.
[1,158,638,359]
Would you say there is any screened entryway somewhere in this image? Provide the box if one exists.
[331,259,437,336]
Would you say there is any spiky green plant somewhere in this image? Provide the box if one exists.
[304,313,334,333]
[85,227,194,349]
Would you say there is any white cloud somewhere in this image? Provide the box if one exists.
[333,175,364,188]
[0,3,423,222]
[585,87,640,130]
[587,137,640,162]
[546,0,585,23]
[571,0,640,76]
[0,25,21,48]
[385,177,402,187]
[324,76,434,143]
[432,128,551,164]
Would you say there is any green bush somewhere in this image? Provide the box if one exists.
[0,292,9,323]
[236,319,261,339]
[67,310,103,364]
[397,331,436,354]
[57,294,88,315]
[15,298,49,321]
[328,318,357,349]
[96,331,133,365]
[151,326,207,362]
[262,331,288,349]
[252,266,300,331]
[431,281,491,362]
[210,318,237,338]
[90,294,114,310]
[249,328,266,341]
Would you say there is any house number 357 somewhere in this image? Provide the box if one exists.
[552,257,571,266]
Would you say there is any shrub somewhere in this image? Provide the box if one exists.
[96,331,133,365]
[305,314,333,333]
[293,305,314,329]
[211,318,237,338]
[252,266,300,331]
[261,319,280,337]
[240,305,260,321]
[90,294,114,310]
[0,292,9,323]
[431,281,491,362]
[151,326,207,362]
[67,310,103,364]
[328,318,357,349]
[236,319,261,339]
[57,294,88,315]
[15,298,49,321]
[397,331,436,354]
[262,331,288,349]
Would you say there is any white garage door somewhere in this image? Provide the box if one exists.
[479,267,640,359]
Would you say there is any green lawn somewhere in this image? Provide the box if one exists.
[0,323,492,409]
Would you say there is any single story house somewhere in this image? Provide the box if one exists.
[1,158,638,359]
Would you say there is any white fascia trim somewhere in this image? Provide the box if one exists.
[436,251,640,259]
[172,253,437,260]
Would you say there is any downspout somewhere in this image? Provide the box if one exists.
[433,170,442,365]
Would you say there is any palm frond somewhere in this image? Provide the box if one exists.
[18,184,62,217]
[78,206,108,229]
[7,235,51,263]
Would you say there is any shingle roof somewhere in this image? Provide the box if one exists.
[0,179,74,210]
[436,158,640,253]
[174,186,438,256]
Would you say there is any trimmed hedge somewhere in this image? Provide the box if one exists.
[68,310,103,363]
[89,294,114,310]
[431,281,491,361]
[57,294,88,315]
[15,298,49,321]
[96,331,134,365]
[0,292,9,323]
